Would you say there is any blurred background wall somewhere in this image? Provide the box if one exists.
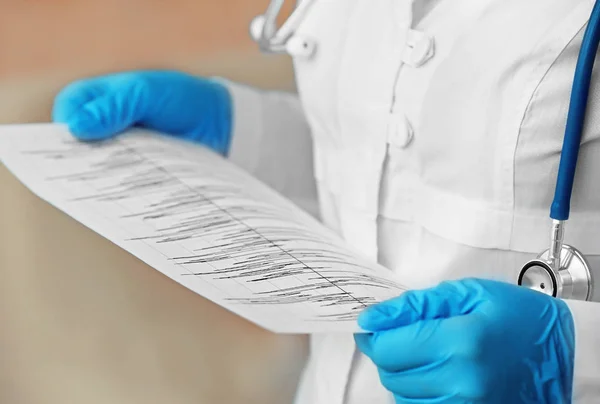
[0,1,308,404]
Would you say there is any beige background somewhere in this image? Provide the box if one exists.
[0,1,308,403]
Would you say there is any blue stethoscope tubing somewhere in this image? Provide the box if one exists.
[518,1,600,301]
[553,0,600,221]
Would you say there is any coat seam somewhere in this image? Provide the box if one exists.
[509,14,590,249]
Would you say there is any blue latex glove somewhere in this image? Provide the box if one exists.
[355,278,575,403]
[52,70,233,155]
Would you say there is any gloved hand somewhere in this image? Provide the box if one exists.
[52,70,233,155]
[355,278,576,404]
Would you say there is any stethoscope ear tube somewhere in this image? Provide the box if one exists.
[249,0,317,58]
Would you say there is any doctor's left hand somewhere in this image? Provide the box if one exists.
[355,278,576,403]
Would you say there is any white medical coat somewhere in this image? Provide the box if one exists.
[224,0,600,402]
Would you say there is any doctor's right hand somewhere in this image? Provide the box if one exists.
[52,70,233,156]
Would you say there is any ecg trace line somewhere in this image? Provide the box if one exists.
[120,145,369,309]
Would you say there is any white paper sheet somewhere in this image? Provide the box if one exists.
[0,124,407,333]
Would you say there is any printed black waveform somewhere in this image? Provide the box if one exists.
[27,135,405,323]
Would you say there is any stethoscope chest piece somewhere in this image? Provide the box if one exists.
[518,244,593,301]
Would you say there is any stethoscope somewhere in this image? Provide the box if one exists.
[250,0,600,302]
[517,1,600,302]
[249,0,317,59]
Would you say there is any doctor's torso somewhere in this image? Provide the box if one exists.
[287,2,600,402]
[289,0,600,288]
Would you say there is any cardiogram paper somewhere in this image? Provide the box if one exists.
[0,124,407,334]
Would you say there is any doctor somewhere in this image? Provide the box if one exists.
[52,0,600,402]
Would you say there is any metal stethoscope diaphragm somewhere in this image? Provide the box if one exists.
[518,221,593,300]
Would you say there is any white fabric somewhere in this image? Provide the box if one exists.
[225,0,600,402]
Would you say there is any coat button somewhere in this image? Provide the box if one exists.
[388,114,414,148]
[402,30,435,68]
